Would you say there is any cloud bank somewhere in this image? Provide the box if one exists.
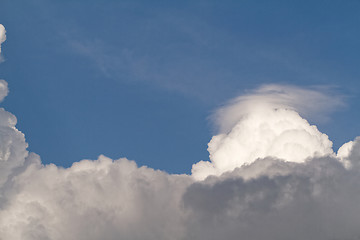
[1,25,360,240]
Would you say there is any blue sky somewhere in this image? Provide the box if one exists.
[1,0,360,174]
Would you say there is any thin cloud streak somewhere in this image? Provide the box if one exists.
[213,84,345,134]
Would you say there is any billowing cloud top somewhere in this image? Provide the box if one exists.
[1,24,360,240]
[192,85,340,180]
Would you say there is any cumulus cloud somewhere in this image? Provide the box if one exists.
[185,155,360,240]
[0,156,192,240]
[0,80,9,102]
[192,85,337,180]
[1,24,360,240]
[0,24,6,62]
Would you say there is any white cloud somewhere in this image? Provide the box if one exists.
[1,24,360,240]
[0,156,192,240]
[213,84,344,134]
[0,108,28,189]
[0,25,6,62]
[192,85,337,180]
[0,80,9,102]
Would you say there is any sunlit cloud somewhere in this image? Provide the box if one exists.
[192,84,343,180]
[0,24,6,62]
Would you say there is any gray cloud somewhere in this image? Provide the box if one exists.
[184,154,360,240]
[0,156,192,240]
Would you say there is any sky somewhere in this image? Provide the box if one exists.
[1,1,360,174]
[2,1,360,239]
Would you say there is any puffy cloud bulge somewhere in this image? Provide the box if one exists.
[1,24,360,239]
[0,24,6,63]
[191,85,343,180]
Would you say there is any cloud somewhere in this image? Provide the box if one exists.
[213,84,344,134]
[1,24,360,240]
[0,156,192,240]
[2,140,360,239]
[0,80,9,102]
[192,85,338,180]
[0,24,6,62]
[185,154,360,240]
[0,83,28,191]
